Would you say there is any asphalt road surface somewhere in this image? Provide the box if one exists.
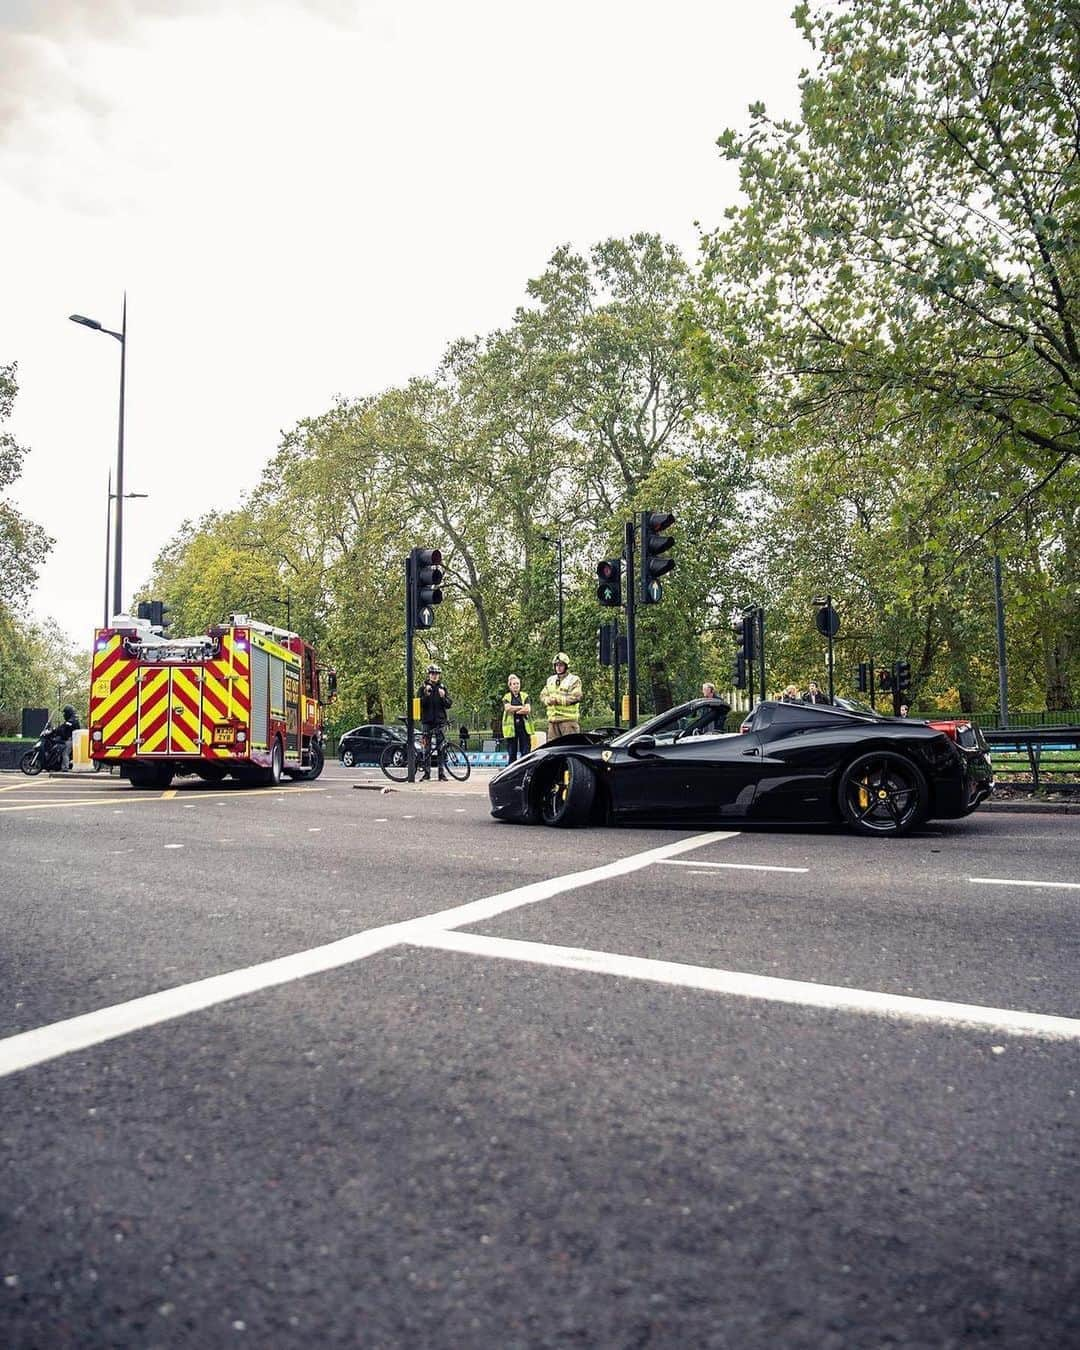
[2,767,1078,1348]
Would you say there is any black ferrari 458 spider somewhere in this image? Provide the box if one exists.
[488,697,994,837]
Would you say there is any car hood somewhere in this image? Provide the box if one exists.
[542,731,610,750]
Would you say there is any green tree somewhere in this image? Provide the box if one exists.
[0,362,52,611]
[698,0,1079,709]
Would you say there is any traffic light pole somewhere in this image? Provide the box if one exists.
[825,594,835,703]
[624,518,637,728]
[613,614,621,729]
[756,606,766,705]
[404,553,416,782]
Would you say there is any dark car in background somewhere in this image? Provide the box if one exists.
[337,723,410,767]
[489,697,993,837]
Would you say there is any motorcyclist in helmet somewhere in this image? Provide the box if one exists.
[55,705,80,772]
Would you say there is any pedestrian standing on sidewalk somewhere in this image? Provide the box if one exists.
[502,673,534,762]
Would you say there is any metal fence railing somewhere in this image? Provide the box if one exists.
[982,727,1080,791]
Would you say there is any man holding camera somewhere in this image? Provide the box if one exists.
[418,664,452,781]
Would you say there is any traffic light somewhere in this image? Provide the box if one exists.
[138,599,172,632]
[731,651,747,689]
[878,667,893,692]
[596,558,623,607]
[733,612,756,665]
[893,659,911,693]
[856,661,870,693]
[639,510,675,604]
[814,603,840,638]
[409,548,444,630]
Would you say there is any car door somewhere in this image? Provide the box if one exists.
[356,725,387,764]
[612,722,764,822]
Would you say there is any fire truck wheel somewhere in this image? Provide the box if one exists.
[128,763,174,790]
[300,743,325,781]
[195,765,227,783]
[266,739,284,787]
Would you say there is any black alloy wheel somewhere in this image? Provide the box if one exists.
[838,751,928,836]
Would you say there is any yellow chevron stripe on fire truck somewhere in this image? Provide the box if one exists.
[170,668,202,754]
[201,667,231,739]
[138,668,170,754]
[100,672,139,744]
[94,665,137,724]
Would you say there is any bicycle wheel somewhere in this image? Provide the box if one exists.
[442,744,471,781]
[379,740,411,782]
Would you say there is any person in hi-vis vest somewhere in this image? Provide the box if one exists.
[540,652,582,742]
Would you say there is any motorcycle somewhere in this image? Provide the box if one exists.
[20,725,68,775]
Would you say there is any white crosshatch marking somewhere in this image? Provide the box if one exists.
[3,828,1078,1081]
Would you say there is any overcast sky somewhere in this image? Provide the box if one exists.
[2,0,809,643]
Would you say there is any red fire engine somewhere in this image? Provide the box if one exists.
[89,613,335,789]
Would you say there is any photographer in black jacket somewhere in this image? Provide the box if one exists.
[418,664,452,781]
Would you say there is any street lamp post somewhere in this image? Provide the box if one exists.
[540,534,564,653]
[71,296,127,616]
[103,470,148,625]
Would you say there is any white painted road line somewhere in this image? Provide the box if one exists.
[0,830,736,1080]
[970,877,1080,890]
[411,931,1080,1042]
[660,859,810,874]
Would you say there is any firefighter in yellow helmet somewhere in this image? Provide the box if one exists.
[540,651,583,742]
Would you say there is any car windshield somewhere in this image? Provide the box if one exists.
[608,700,732,749]
[831,696,884,718]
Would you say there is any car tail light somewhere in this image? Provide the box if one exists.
[927,719,979,749]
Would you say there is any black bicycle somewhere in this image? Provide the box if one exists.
[379,739,471,782]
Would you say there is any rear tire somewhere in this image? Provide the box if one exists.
[195,764,228,783]
[838,751,927,836]
[539,758,596,827]
[128,763,175,790]
[299,742,325,781]
[265,739,284,787]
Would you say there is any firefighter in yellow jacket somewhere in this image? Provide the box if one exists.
[540,651,583,742]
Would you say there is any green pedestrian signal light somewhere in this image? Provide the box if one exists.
[596,558,623,608]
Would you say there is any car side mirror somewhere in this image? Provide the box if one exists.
[629,734,657,757]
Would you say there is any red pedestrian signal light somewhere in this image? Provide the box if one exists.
[596,558,623,607]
